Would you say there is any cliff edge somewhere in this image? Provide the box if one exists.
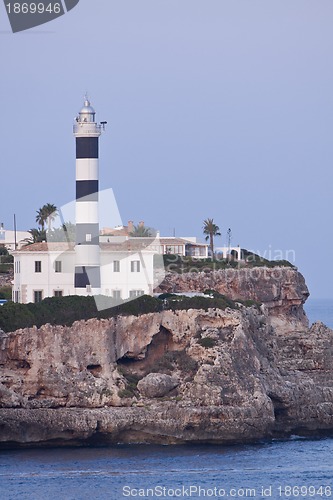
[1,267,333,447]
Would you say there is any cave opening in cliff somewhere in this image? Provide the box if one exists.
[87,364,102,377]
[117,326,177,376]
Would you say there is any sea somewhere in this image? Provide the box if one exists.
[0,298,332,500]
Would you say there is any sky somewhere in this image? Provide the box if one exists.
[1,0,333,298]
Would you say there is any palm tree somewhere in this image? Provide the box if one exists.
[44,203,58,231]
[129,224,155,237]
[203,218,221,258]
[23,228,47,245]
[47,222,76,242]
[36,203,57,231]
[36,207,47,231]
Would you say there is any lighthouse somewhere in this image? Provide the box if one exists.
[73,97,103,295]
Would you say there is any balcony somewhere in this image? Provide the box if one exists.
[73,122,102,136]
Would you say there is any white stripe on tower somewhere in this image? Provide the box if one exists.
[73,97,102,294]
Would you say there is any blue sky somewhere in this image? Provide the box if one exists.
[1,0,333,298]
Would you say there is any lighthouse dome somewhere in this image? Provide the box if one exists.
[80,99,95,115]
[77,98,96,123]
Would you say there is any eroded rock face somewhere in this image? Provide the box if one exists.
[0,268,332,447]
[156,267,309,331]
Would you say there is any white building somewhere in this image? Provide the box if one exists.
[12,240,158,304]
[0,224,30,250]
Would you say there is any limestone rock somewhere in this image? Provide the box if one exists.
[1,268,333,447]
[137,373,179,398]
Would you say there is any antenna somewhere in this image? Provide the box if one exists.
[100,121,107,131]
[227,228,232,258]
[14,214,17,250]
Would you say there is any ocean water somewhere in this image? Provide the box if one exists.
[1,440,333,499]
[304,298,333,329]
[0,300,333,500]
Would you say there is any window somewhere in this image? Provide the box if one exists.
[14,291,19,303]
[55,261,62,273]
[112,290,121,299]
[129,290,144,298]
[54,290,63,297]
[14,261,20,273]
[34,290,43,303]
[35,261,42,273]
[86,233,92,242]
[130,260,140,272]
[113,260,120,272]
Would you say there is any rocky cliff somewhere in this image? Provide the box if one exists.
[1,266,333,447]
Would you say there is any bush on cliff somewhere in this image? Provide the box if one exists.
[0,292,249,333]
[162,252,294,273]
[0,302,35,332]
[0,294,162,332]
[0,286,12,301]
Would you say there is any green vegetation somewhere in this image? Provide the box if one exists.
[0,247,14,266]
[36,203,58,232]
[24,203,76,245]
[0,291,258,333]
[129,224,155,237]
[162,255,242,273]
[0,286,12,301]
[0,247,13,263]
[0,254,14,264]
[162,250,294,274]
[0,246,13,283]
[241,249,294,268]
[197,337,217,349]
[203,218,221,257]
[149,350,198,375]
[0,263,12,273]
[24,228,47,245]
[46,222,76,242]
[202,219,221,256]
[116,367,141,398]
[118,388,134,399]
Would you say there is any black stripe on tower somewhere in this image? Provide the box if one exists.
[76,180,98,201]
[76,223,99,245]
[75,266,101,288]
[76,137,99,159]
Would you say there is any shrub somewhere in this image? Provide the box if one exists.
[238,299,262,309]
[123,373,141,390]
[0,246,8,256]
[148,350,198,375]
[198,337,217,349]
[0,286,12,301]
[0,302,35,332]
[118,389,134,399]
[173,350,198,373]
[0,264,12,273]
[1,255,14,264]
[0,292,259,333]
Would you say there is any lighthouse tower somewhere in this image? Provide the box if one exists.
[73,97,103,295]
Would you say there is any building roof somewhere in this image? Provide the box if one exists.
[16,237,207,253]
[16,242,75,252]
